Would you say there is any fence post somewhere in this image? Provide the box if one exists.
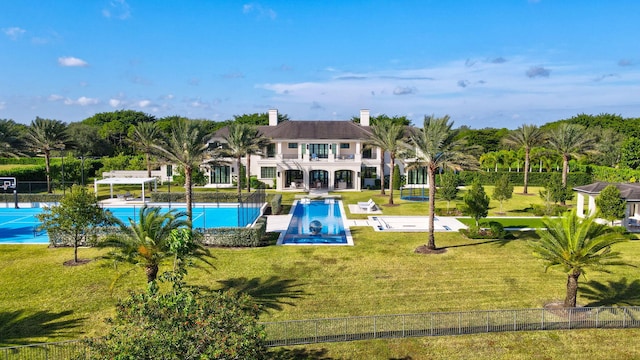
[374,316,377,338]
[623,308,627,328]
[513,311,516,331]
[402,315,405,338]
[486,312,489,333]
[430,313,434,336]
[541,308,545,330]
[595,308,599,328]
[315,321,318,343]
[458,312,462,334]
[344,318,347,341]
[568,308,572,330]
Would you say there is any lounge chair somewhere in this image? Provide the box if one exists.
[357,199,377,212]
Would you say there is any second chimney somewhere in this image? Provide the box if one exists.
[268,109,278,126]
[360,109,370,126]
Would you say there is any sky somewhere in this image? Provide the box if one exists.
[1,1,640,128]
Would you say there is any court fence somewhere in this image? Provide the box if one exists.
[1,306,639,359]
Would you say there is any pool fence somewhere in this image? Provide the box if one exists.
[2,306,639,359]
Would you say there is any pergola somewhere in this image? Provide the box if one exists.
[94,177,157,202]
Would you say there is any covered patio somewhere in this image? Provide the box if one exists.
[94,177,158,203]
[574,181,640,232]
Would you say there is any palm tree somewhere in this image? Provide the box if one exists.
[219,123,266,196]
[101,206,211,284]
[0,119,25,158]
[367,119,407,204]
[25,117,70,193]
[409,115,478,251]
[530,211,628,308]
[503,124,544,194]
[546,123,595,189]
[130,121,161,178]
[152,119,210,222]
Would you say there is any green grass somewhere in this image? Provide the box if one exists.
[1,188,638,358]
[457,217,547,229]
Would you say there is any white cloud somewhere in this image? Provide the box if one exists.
[109,99,123,107]
[3,27,26,40]
[242,3,277,19]
[138,100,152,108]
[63,96,99,106]
[0,101,5,110]
[256,56,640,127]
[58,56,89,67]
[103,0,131,19]
[48,94,65,102]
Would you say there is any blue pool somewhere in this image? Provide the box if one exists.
[0,204,262,244]
[279,199,353,245]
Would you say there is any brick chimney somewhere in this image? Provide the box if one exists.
[268,109,278,126]
[360,109,370,126]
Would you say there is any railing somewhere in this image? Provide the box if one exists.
[260,306,640,347]
[1,340,90,360]
[3,307,639,358]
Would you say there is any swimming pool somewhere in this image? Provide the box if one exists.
[279,199,353,245]
[0,204,262,244]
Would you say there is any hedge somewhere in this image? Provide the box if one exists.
[455,171,594,187]
[0,166,46,181]
[200,217,267,247]
[270,194,282,215]
[150,191,257,203]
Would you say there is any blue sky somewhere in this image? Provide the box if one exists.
[1,1,639,128]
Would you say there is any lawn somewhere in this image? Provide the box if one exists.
[1,188,639,358]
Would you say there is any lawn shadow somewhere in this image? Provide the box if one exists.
[0,309,85,346]
[580,277,640,307]
[443,238,514,249]
[217,276,308,313]
[268,347,334,359]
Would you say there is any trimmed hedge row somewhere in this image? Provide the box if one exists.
[455,171,594,187]
[150,191,257,203]
[0,166,47,181]
[200,217,267,247]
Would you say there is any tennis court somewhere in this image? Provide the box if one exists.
[0,204,262,244]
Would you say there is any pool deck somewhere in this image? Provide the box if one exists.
[267,213,467,234]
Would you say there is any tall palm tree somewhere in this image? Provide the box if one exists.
[368,119,407,204]
[503,124,545,194]
[219,123,266,196]
[130,121,161,178]
[409,115,478,251]
[152,119,210,221]
[530,211,628,308]
[101,206,211,284]
[25,117,70,193]
[0,119,25,158]
[546,123,595,189]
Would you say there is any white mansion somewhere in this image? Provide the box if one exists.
[205,109,429,191]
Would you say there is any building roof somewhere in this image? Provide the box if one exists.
[211,120,372,141]
[573,181,640,201]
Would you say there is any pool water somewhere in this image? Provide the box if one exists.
[0,204,261,244]
[280,199,352,245]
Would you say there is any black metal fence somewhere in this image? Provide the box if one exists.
[2,306,639,359]
[260,306,640,347]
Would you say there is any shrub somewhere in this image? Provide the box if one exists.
[87,286,267,359]
[392,164,402,190]
[270,194,282,215]
[200,217,266,247]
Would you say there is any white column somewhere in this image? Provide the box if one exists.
[588,195,597,217]
[576,193,585,217]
